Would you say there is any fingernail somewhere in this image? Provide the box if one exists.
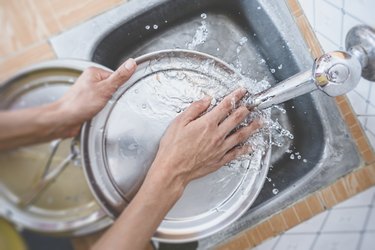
[255,118,264,127]
[124,58,136,70]
[239,87,247,94]
[202,96,212,102]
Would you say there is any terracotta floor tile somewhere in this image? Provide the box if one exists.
[48,0,124,30]
[0,42,56,82]
[0,0,51,57]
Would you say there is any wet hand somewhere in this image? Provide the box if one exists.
[147,88,262,196]
[56,59,137,137]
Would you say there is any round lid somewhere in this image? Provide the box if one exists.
[0,60,112,236]
[82,50,271,242]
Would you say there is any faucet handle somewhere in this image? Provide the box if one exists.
[346,25,375,82]
[313,51,362,97]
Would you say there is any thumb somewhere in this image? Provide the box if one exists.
[104,58,137,88]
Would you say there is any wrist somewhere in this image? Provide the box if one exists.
[143,161,186,206]
[37,101,80,139]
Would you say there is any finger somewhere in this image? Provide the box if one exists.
[206,88,247,124]
[219,106,250,136]
[179,96,212,125]
[103,58,137,88]
[95,68,112,81]
[222,119,262,151]
[216,145,253,169]
[81,67,112,81]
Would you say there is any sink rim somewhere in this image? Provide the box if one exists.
[49,0,361,247]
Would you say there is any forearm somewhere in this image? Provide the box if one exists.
[0,102,74,150]
[92,162,184,250]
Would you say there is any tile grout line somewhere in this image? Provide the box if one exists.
[364,83,373,129]
[270,232,282,250]
[339,0,344,49]
[315,31,341,49]
[312,0,316,30]
[309,209,330,250]
[356,189,375,249]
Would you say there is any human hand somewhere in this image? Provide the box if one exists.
[91,88,262,250]
[147,88,262,196]
[56,59,137,137]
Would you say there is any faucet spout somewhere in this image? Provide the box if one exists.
[246,70,317,110]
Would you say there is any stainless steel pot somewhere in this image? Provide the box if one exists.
[81,49,272,243]
[0,60,113,236]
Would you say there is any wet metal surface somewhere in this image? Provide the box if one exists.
[51,0,361,248]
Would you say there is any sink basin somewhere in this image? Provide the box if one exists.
[51,0,360,248]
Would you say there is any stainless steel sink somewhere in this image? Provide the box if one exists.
[51,0,361,248]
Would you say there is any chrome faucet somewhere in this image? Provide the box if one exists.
[246,25,375,110]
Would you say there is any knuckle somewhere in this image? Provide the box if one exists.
[192,100,206,110]
[232,110,244,122]
[84,66,98,75]
[235,129,248,141]
[221,99,233,110]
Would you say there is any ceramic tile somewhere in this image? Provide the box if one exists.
[29,0,63,35]
[324,0,343,8]
[334,186,375,208]
[298,0,315,27]
[252,236,279,250]
[352,79,371,104]
[364,129,375,152]
[48,0,123,29]
[344,0,375,27]
[363,103,375,150]
[370,85,375,107]
[342,11,364,48]
[0,42,56,82]
[315,32,339,52]
[366,204,375,231]
[312,233,361,250]
[285,211,328,234]
[272,234,316,250]
[360,232,375,250]
[315,0,343,47]
[0,0,51,57]
[321,207,369,232]
[346,91,367,115]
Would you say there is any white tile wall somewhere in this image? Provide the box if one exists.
[254,186,375,250]
[251,2,375,249]
[299,0,375,151]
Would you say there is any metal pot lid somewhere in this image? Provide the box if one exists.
[82,49,271,242]
[0,60,112,236]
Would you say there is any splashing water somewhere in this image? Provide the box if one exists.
[187,16,209,50]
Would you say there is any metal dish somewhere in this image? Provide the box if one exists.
[82,49,271,242]
[0,60,112,236]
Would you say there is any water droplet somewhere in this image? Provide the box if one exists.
[145,25,150,30]
[134,89,139,94]
[142,104,147,109]
[290,154,295,160]
[153,24,158,29]
[201,13,207,19]
[278,64,283,70]
[257,6,261,10]
[217,47,220,51]
[164,20,168,23]
[303,159,307,163]
[297,155,302,160]
[272,188,279,195]
[270,68,276,73]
